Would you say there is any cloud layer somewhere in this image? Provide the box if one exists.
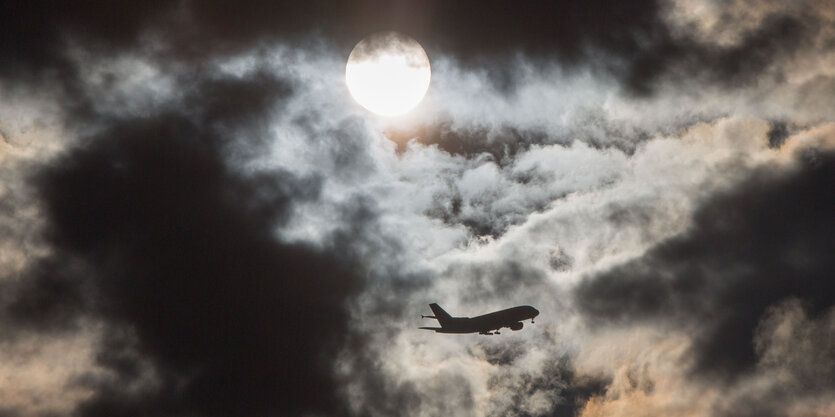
[0,1,833,416]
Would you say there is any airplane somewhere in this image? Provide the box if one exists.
[419,303,539,335]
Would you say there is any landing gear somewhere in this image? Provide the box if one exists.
[531,319,535,324]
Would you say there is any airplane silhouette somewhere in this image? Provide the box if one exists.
[419,303,539,335]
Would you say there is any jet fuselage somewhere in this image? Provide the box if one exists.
[419,303,539,335]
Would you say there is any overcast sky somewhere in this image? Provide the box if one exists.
[1,1,834,416]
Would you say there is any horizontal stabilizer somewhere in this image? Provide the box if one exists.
[418,327,443,331]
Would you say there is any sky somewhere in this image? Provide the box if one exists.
[0,1,834,416]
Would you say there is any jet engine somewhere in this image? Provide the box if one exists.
[510,322,523,331]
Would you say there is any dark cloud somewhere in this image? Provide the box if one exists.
[0,1,660,74]
[419,1,660,60]
[342,340,609,417]
[549,248,574,272]
[4,1,826,97]
[337,333,423,417]
[575,150,835,381]
[453,261,548,304]
[0,1,759,97]
[183,71,292,133]
[0,408,23,417]
[766,121,790,149]
[0,70,375,416]
[713,299,835,417]
[386,122,556,165]
[340,330,475,417]
[293,116,379,184]
[701,14,808,85]
[479,352,610,417]
[0,1,170,78]
[622,12,811,94]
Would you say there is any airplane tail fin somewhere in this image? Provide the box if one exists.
[429,303,453,327]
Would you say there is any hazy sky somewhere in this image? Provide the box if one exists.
[1,1,834,416]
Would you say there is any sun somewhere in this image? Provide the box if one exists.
[345,32,431,117]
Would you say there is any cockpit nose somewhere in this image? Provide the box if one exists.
[532,308,540,317]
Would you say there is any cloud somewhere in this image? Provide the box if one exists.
[714,298,835,417]
[0,1,661,79]
[575,148,835,380]
[0,3,833,416]
[10,0,830,99]
[0,69,376,416]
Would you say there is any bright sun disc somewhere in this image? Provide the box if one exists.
[346,32,431,117]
